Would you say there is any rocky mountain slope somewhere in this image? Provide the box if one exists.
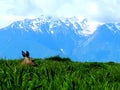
[0,15,120,62]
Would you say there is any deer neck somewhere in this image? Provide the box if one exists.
[24,57,30,63]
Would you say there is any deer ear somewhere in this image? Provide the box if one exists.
[26,51,30,57]
[22,51,26,57]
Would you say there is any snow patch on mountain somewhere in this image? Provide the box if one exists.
[81,21,101,35]
[115,23,120,30]
[2,15,102,36]
[60,16,101,35]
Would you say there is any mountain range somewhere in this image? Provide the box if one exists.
[0,15,120,62]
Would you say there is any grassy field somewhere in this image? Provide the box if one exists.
[0,56,120,90]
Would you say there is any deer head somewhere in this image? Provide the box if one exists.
[22,51,37,66]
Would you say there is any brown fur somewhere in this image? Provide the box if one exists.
[22,57,36,66]
[22,51,37,66]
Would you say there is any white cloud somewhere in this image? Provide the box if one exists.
[0,0,120,28]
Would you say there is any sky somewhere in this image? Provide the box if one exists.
[0,0,120,28]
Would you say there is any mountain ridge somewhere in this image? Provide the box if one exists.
[0,16,120,62]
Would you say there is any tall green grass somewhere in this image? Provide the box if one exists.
[0,57,120,90]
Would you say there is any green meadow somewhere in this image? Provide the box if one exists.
[0,56,120,90]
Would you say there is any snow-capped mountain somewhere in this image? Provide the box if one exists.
[0,15,120,62]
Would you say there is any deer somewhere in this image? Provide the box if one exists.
[22,50,37,66]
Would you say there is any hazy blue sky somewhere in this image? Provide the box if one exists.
[0,0,120,28]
